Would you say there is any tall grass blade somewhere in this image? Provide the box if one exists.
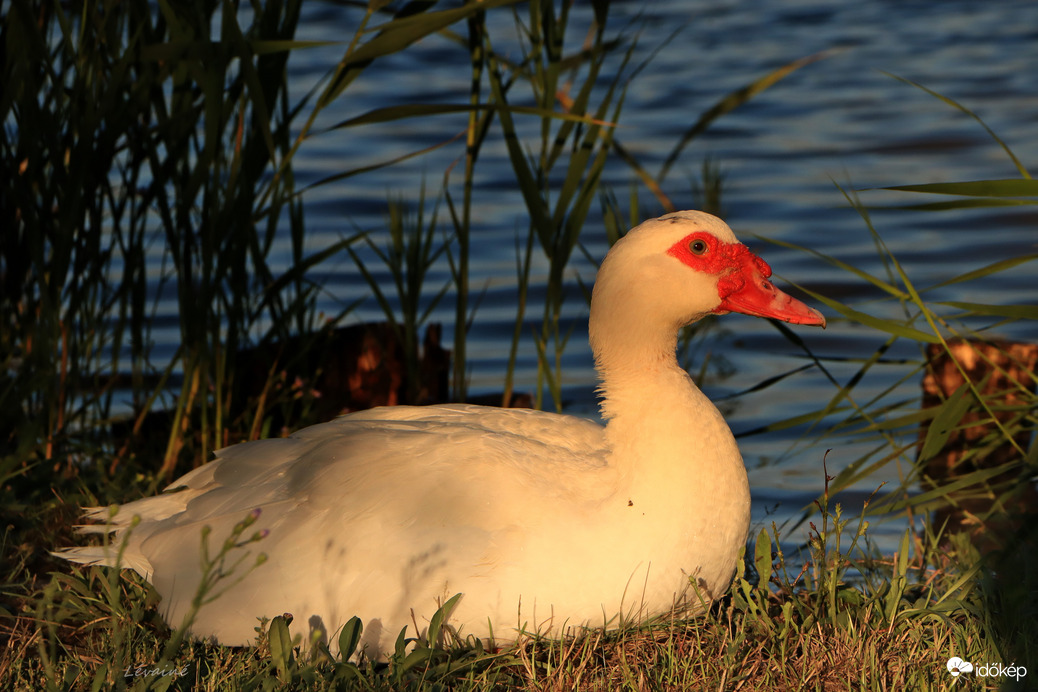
[882,179,1038,197]
[657,51,830,182]
[917,382,972,463]
[883,72,1031,178]
[925,254,1038,291]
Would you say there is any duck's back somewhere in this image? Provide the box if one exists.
[62,404,614,653]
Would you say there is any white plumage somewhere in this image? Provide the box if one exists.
[56,210,825,657]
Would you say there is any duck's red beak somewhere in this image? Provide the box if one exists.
[715,249,826,327]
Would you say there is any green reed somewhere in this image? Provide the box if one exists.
[1,0,316,489]
[0,0,818,492]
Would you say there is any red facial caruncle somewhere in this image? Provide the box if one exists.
[666,231,771,302]
[666,231,826,327]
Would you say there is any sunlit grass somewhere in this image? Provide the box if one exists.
[3,480,1018,690]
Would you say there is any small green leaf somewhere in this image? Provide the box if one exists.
[268,615,295,681]
[393,625,408,659]
[400,646,434,673]
[754,528,772,596]
[426,593,462,648]
[884,530,912,620]
[918,382,973,463]
[836,586,863,606]
[338,616,363,662]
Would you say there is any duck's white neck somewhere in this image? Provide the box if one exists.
[588,287,750,599]
[592,314,687,423]
[588,283,746,511]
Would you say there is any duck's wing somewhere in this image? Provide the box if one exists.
[171,403,608,528]
[54,404,610,644]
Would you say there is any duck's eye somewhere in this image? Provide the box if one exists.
[689,239,708,255]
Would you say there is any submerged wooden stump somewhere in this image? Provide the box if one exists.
[235,322,532,424]
[112,321,535,476]
[918,338,1038,543]
[236,322,451,424]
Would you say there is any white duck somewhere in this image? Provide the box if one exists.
[56,210,825,657]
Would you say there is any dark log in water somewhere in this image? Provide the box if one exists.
[111,322,532,474]
[235,322,451,424]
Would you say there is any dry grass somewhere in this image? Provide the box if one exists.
[1,501,1020,691]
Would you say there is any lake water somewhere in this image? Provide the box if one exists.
[191,1,1038,556]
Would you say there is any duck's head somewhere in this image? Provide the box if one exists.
[591,211,825,350]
